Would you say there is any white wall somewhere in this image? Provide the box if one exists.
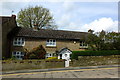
[58,52,71,60]
[62,52,70,60]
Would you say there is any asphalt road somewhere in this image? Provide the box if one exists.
[2,67,119,78]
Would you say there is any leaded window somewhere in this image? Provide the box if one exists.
[13,37,25,46]
[46,39,56,46]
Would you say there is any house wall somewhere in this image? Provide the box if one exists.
[2,15,17,58]
[11,37,85,56]
[56,40,82,51]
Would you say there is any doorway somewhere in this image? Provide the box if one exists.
[60,54,62,59]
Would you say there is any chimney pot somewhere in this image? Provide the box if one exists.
[33,24,38,31]
[11,15,16,19]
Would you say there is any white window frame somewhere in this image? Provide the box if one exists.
[46,39,56,47]
[13,37,25,46]
[12,51,24,60]
[80,41,88,48]
[46,53,53,58]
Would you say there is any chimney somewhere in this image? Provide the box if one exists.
[33,24,38,31]
[11,15,16,19]
[88,29,94,34]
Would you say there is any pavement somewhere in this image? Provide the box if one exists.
[2,65,120,74]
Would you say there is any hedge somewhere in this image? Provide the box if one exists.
[71,50,120,59]
[46,57,58,60]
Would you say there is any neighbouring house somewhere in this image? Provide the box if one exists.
[2,15,89,60]
[1,15,17,58]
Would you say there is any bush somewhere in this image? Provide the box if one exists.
[29,54,37,59]
[24,45,46,59]
[2,57,6,60]
[71,50,120,59]
[7,56,17,60]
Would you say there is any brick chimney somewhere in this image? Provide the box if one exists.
[33,24,38,31]
[88,29,94,34]
[11,15,16,19]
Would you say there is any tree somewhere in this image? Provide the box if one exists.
[86,33,101,51]
[17,6,58,30]
[86,30,120,51]
[106,32,120,50]
[87,30,109,50]
[113,36,120,50]
[97,30,106,50]
[86,29,100,51]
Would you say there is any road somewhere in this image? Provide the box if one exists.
[1,67,119,78]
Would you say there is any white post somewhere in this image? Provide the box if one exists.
[65,57,70,67]
[65,60,69,67]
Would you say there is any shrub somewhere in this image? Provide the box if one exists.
[2,57,6,60]
[71,50,120,59]
[8,56,17,60]
[24,45,46,59]
[29,54,37,59]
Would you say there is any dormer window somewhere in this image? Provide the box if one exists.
[46,39,56,47]
[13,37,25,46]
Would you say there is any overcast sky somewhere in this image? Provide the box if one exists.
[0,0,119,32]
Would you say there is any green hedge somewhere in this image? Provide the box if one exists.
[71,50,120,59]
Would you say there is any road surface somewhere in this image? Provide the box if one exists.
[1,67,119,78]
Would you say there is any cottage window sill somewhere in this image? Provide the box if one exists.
[13,44,25,46]
[79,46,88,49]
[46,45,56,48]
